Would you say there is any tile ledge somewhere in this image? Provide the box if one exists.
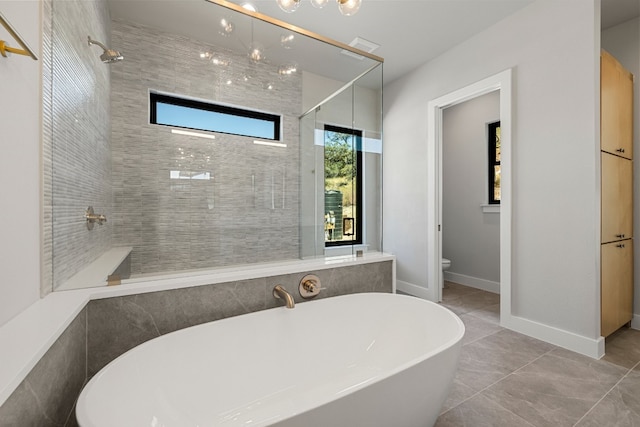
[0,253,395,407]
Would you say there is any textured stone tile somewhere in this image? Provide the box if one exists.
[576,368,640,426]
[440,378,478,414]
[602,327,640,369]
[466,303,500,325]
[88,297,160,376]
[109,19,302,277]
[436,394,535,427]
[454,329,555,393]
[48,0,113,289]
[483,348,628,427]
[458,313,503,346]
[0,309,86,427]
[441,289,500,316]
[443,281,481,299]
[86,262,392,377]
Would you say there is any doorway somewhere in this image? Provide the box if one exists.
[426,69,512,326]
[442,92,501,297]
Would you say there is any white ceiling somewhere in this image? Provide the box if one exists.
[109,0,640,85]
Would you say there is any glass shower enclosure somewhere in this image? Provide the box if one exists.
[46,0,383,291]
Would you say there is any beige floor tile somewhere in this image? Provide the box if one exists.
[602,327,640,369]
[443,281,482,299]
[440,379,478,414]
[576,369,640,426]
[466,303,500,325]
[441,290,500,316]
[436,394,535,427]
[482,348,628,427]
[454,329,555,393]
[458,313,503,346]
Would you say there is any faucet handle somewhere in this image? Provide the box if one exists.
[299,274,322,299]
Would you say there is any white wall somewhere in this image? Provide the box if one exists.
[0,1,42,326]
[601,17,640,322]
[384,0,601,343]
[442,91,500,285]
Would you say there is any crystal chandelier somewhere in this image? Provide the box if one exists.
[276,0,362,16]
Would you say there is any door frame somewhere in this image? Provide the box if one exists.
[426,69,512,325]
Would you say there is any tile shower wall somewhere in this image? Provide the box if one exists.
[45,0,113,291]
[110,20,301,276]
[42,0,52,296]
[0,261,392,426]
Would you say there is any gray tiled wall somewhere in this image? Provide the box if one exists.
[42,0,53,297]
[87,261,391,375]
[0,308,86,427]
[45,3,303,291]
[109,20,301,276]
[0,261,392,426]
[44,0,113,291]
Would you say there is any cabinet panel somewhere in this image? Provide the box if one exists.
[601,153,633,243]
[601,240,633,337]
[601,50,634,159]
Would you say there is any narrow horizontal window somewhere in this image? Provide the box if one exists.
[150,92,281,140]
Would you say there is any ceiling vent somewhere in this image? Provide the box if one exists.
[341,37,380,60]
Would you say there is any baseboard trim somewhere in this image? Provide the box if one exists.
[444,271,500,294]
[396,280,433,300]
[502,314,605,359]
[399,278,604,359]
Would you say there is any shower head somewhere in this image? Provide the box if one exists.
[87,36,123,63]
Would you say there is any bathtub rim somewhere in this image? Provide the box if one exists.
[76,292,465,427]
[0,252,395,408]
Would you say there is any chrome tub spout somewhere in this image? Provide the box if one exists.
[273,285,295,309]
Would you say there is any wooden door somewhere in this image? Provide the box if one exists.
[601,152,633,243]
[601,240,634,337]
[601,50,634,159]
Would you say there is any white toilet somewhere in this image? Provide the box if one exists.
[441,258,451,289]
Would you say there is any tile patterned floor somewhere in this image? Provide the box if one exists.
[435,281,640,427]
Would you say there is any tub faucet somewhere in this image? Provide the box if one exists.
[273,285,295,309]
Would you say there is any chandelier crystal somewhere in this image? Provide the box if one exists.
[276,0,361,15]
[337,0,361,16]
[276,0,300,13]
[310,0,329,8]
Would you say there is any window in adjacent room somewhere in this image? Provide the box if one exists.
[150,92,281,140]
[324,125,362,246]
[488,121,501,204]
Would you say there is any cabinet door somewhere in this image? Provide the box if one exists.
[601,240,633,337]
[601,152,633,243]
[601,50,634,159]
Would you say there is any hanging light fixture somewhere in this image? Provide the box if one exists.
[336,0,361,16]
[276,0,362,15]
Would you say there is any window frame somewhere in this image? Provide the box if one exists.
[323,124,363,247]
[149,91,281,141]
[488,120,501,205]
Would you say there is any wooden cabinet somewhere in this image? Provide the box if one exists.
[601,152,633,244]
[601,50,634,159]
[600,49,634,337]
[601,240,633,337]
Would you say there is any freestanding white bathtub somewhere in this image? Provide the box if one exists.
[76,292,464,427]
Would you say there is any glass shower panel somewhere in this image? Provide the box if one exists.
[353,64,383,254]
[315,85,355,255]
[299,62,383,258]
[47,0,383,290]
[299,110,323,258]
